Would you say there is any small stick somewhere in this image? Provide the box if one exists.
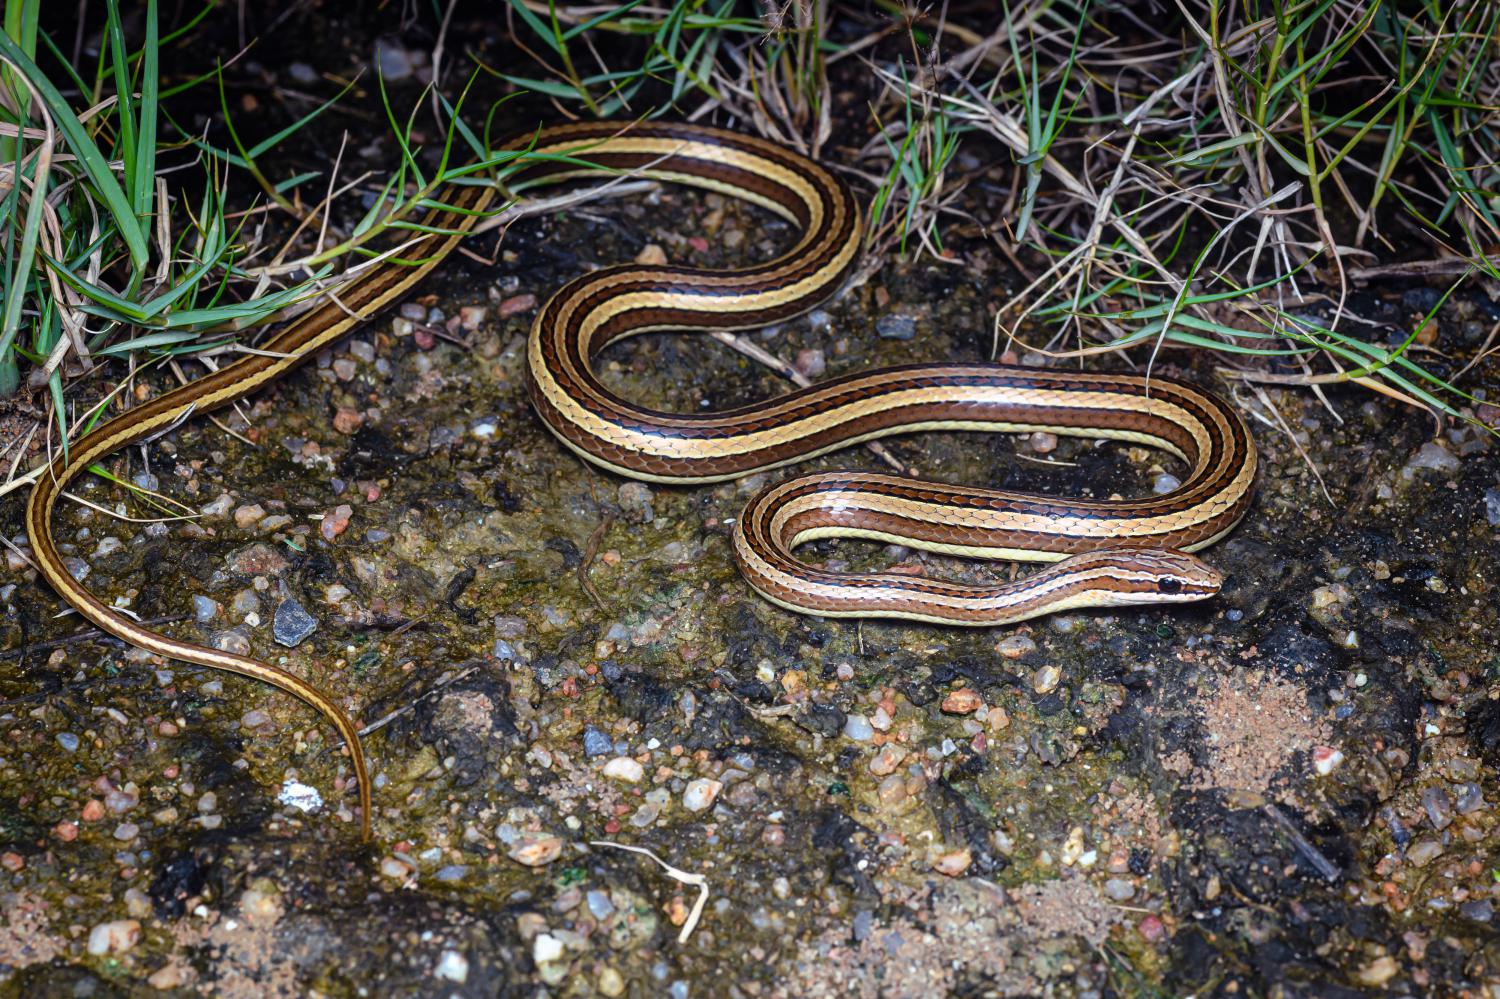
[0,614,190,660]
[589,840,710,943]
[1262,802,1341,883]
[578,513,614,612]
[356,665,479,738]
[709,330,908,475]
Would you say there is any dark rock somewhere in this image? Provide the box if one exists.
[544,537,582,569]
[413,671,521,787]
[925,781,1006,876]
[150,852,209,920]
[272,598,318,647]
[796,703,846,739]
[1468,698,1500,768]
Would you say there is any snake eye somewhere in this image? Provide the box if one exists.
[1157,578,1184,595]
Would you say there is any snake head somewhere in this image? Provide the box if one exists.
[1058,547,1223,606]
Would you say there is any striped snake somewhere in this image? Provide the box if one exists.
[25,123,1256,836]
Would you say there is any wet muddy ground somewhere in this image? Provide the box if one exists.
[3,10,1500,999]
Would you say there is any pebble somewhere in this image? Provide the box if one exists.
[200,493,233,517]
[373,39,420,80]
[272,599,318,647]
[499,294,537,318]
[320,504,353,542]
[842,714,874,741]
[212,630,252,656]
[277,779,323,813]
[1060,826,1086,866]
[877,774,907,806]
[124,888,152,918]
[940,687,983,714]
[1033,665,1062,695]
[1485,487,1500,527]
[1152,473,1182,495]
[683,778,722,812]
[583,727,613,757]
[931,849,971,877]
[1355,955,1399,987]
[876,314,917,340]
[532,932,565,964]
[1028,432,1058,454]
[192,595,221,622]
[86,919,140,955]
[434,950,469,983]
[586,890,615,920]
[1460,899,1493,923]
[1406,838,1444,867]
[598,966,626,996]
[509,834,564,867]
[105,787,138,813]
[602,757,644,782]
[617,482,654,524]
[1104,878,1136,901]
[1420,787,1453,830]
[56,732,79,753]
[1138,913,1166,943]
[1405,441,1460,474]
[869,745,907,776]
[233,504,265,529]
[635,244,668,266]
[241,709,273,731]
[379,856,414,879]
[1311,745,1343,775]
[794,348,826,378]
[1455,783,1485,814]
[1049,614,1086,634]
[112,822,138,842]
[996,635,1036,659]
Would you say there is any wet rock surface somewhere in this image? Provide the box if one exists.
[2,15,1500,999]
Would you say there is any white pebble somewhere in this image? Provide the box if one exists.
[682,778,723,812]
[842,714,874,741]
[277,779,323,813]
[86,920,140,955]
[533,933,564,964]
[1312,746,1344,775]
[602,757,644,782]
[435,950,469,983]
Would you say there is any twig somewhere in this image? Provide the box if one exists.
[0,614,190,660]
[356,664,479,738]
[709,330,908,475]
[1262,802,1341,883]
[589,839,710,943]
[578,512,614,612]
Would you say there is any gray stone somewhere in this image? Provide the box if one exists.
[583,726,612,757]
[273,598,318,647]
[875,314,917,340]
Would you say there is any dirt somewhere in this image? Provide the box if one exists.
[1,5,1499,998]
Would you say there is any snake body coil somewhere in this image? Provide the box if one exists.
[25,123,1256,835]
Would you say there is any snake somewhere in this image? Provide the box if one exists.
[24,122,1257,837]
